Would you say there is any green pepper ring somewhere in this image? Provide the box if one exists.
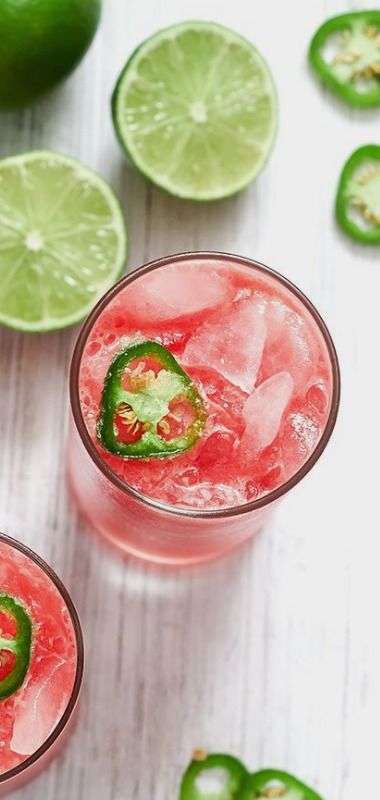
[180,753,248,799]
[309,10,380,108]
[0,594,32,700]
[237,768,323,799]
[336,144,380,244]
[97,340,206,459]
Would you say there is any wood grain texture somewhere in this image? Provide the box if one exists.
[1,0,379,797]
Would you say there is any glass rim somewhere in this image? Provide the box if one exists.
[69,250,341,519]
[0,531,84,785]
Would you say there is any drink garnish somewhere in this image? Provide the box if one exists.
[97,341,206,458]
[309,11,380,107]
[0,595,32,701]
[335,144,380,244]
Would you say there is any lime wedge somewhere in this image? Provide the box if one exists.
[112,21,278,201]
[0,151,128,332]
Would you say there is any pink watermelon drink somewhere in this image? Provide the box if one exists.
[69,252,339,564]
[0,533,83,795]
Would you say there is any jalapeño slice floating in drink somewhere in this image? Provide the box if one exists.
[0,595,32,701]
[97,341,206,458]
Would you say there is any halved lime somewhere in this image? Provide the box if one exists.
[112,21,278,201]
[0,151,128,332]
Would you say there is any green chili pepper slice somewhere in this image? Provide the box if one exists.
[180,752,248,799]
[97,341,206,459]
[0,594,32,700]
[309,11,380,107]
[335,144,380,244]
[237,769,323,800]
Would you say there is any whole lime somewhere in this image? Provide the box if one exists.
[0,0,101,110]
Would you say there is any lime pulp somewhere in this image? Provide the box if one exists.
[0,151,128,332]
[112,21,278,201]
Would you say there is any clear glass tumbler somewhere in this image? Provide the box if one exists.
[68,252,340,565]
[0,532,84,796]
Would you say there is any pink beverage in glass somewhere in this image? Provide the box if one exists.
[69,252,340,565]
[0,533,83,796]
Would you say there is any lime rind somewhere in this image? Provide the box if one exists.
[308,10,380,108]
[112,21,278,201]
[0,0,101,110]
[335,144,380,245]
[0,150,128,332]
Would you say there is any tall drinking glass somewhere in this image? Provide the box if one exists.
[68,252,340,565]
[0,532,83,796]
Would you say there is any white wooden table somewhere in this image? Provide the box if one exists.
[1,0,379,797]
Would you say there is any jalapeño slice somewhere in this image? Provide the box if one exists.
[97,341,206,459]
[0,594,32,700]
[237,769,323,800]
[336,144,380,244]
[309,11,380,107]
[180,752,248,799]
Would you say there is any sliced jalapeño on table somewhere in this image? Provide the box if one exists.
[179,752,248,799]
[0,594,32,700]
[309,10,380,107]
[237,769,323,799]
[97,341,206,458]
[336,144,380,244]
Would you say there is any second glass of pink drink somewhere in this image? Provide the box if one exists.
[0,532,83,796]
[69,252,340,564]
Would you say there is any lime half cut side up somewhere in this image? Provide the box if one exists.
[0,151,128,332]
[112,21,278,201]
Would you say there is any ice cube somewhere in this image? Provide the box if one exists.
[195,429,237,469]
[125,263,232,323]
[240,371,294,455]
[306,382,328,415]
[183,297,267,393]
[165,480,246,509]
[280,408,320,470]
[187,365,247,436]
[260,299,314,390]
[10,655,70,756]
[0,700,19,772]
